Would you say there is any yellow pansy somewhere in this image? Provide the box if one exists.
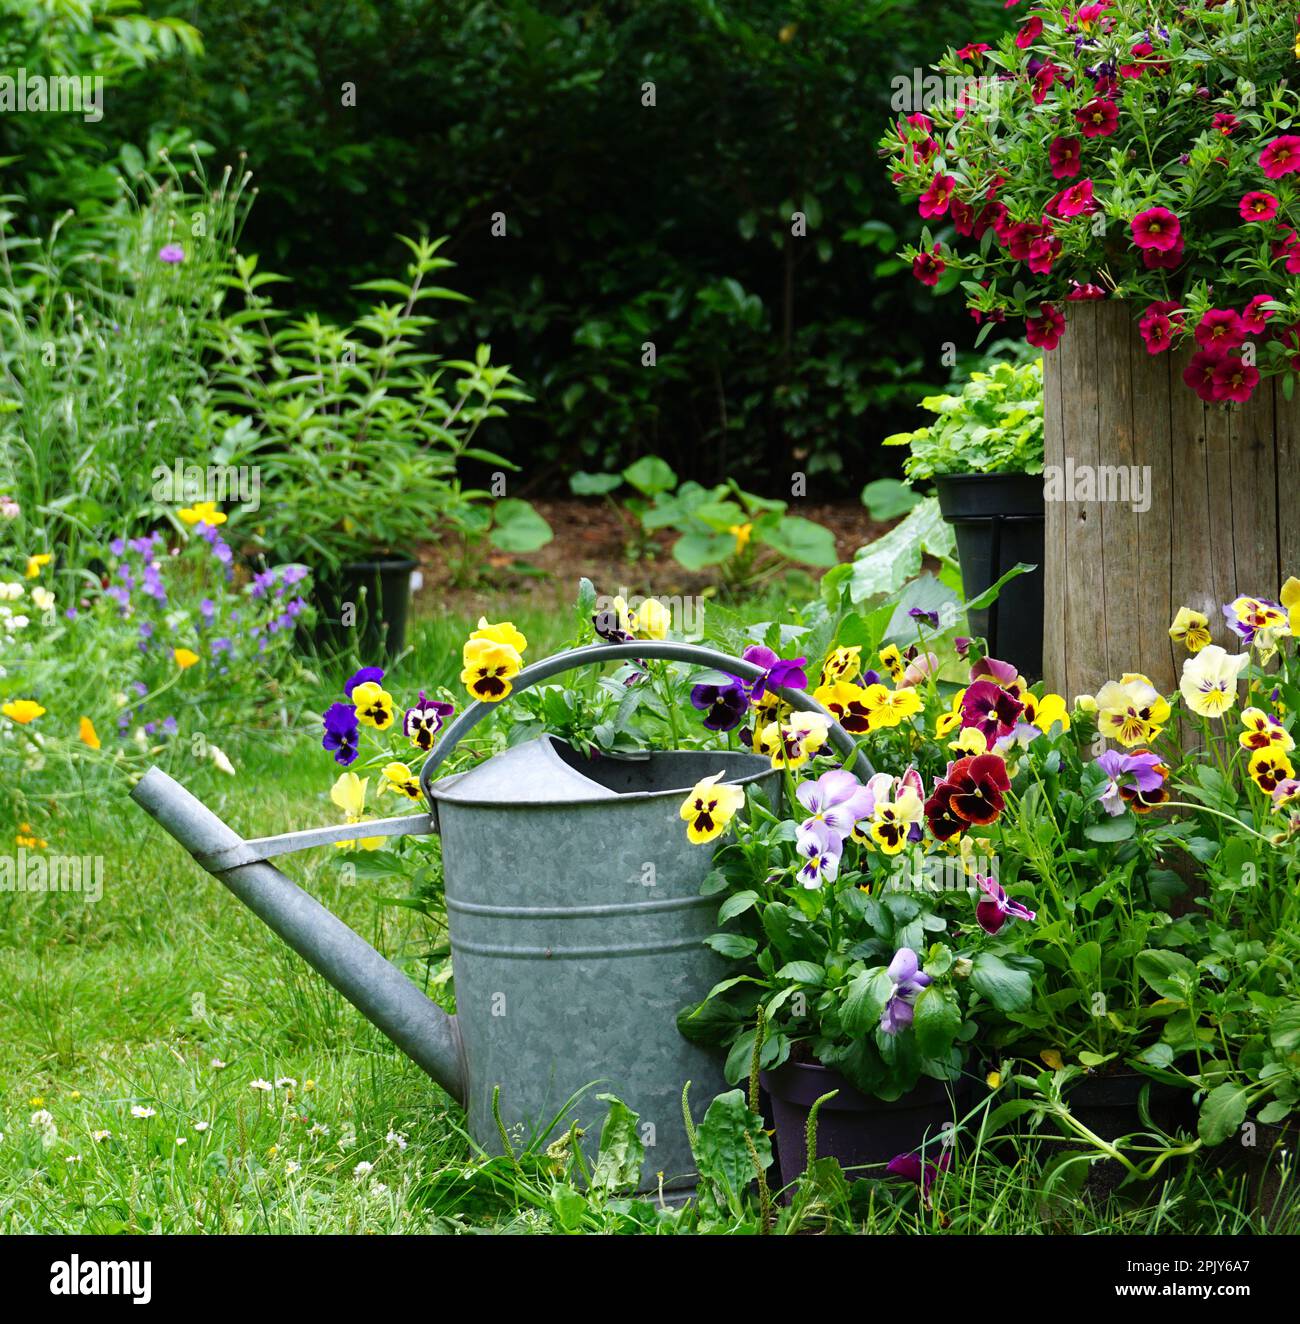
[78,716,101,750]
[948,726,987,756]
[1021,691,1071,734]
[178,501,226,526]
[25,553,51,578]
[1282,576,1300,638]
[1095,673,1170,745]
[330,772,384,851]
[469,617,528,656]
[679,770,745,844]
[2,699,45,724]
[870,787,923,855]
[631,597,671,640]
[821,645,862,686]
[934,688,966,737]
[756,711,831,769]
[1239,707,1294,753]
[729,522,753,554]
[460,638,522,703]
[865,685,923,730]
[1249,746,1295,795]
[352,679,396,728]
[1169,606,1212,654]
[812,680,873,734]
[173,648,200,670]
[1179,646,1249,719]
[878,644,904,683]
[378,761,422,801]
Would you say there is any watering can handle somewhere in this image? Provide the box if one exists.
[418,640,873,802]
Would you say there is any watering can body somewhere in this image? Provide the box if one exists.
[130,641,870,1194]
[432,737,777,1188]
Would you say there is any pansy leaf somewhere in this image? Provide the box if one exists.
[840,966,894,1036]
[970,951,1033,1012]
[1198,1083,1250,1147]
[912,984,961,1059]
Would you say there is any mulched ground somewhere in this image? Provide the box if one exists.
[412,498,891,617]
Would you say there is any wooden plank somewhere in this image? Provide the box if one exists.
[1275,383,1300,585]
[1227,379,1277,603]
[1097,302,1139,686]
[1058,302,1104,699]
[1130,318,1176,694]
[1168,342,1216,664]
[1041,333,1067,694]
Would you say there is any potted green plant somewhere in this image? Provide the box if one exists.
[205,235,550,656]
[882,356,1044,679]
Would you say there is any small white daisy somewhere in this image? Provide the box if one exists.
[275,1077,298,1089]
[352,1160,374,1178]
[308,1123,330,1137]
[65,1154,83,1164]
[210,1058,227,1069]
[91,1130,111,1142]
[285,1160,301,1175]
[248,1078,273,1093]
[192,1120,210,1132]
[130,1105,156,1120]
[385,1129,408,1151]
[175,1137,187,1146]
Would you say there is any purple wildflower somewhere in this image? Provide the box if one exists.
[159,244,185,263]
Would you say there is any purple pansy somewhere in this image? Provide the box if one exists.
[887,1147,953,1201]
[880,948,931,1035]
[796,769,874,840]
[343,666,385,698]
[690,675,749,732]
[742,644,808,700]
[1094,749,1167,816]
[960,680,1023,747]
[974,873,1036,935]
[795,821,841,889]
[403,692,456,752]
[321,702,361,766]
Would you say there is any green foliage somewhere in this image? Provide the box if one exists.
[882,358,1045,481]
[128,0,1014,481]
[570,456,836,589]
[206,234,547,571]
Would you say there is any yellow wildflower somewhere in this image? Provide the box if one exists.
[2,698,45,724]
[25,553,51,578]
[173,648,200,670]
[679,771,745,844]
[178,501,226,526]
[78,716,101,750]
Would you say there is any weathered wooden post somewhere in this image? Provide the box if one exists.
[1042,302,1300,699]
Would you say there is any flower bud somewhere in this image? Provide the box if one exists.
[953,956,973,978]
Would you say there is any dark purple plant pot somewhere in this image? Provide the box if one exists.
[761,1061,962,1183]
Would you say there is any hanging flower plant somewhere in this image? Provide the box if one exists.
[883,2,1300,402]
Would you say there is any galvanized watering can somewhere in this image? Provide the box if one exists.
[131,641,869,1191]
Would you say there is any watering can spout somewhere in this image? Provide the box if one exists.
[130,766,467,1105]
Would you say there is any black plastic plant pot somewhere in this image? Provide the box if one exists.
[312,556,418,660]
[1058,1070,1196,1145]
[761,1061,961,1187]
[934,473,1045,682]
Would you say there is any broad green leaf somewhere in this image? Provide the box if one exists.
[489,498,553,552]
[693,1089,773,1195]
[970,951,1033,1012]
[622,455,677,496]
[1198,1083,1249,1146]
[590,1094,645,1194]
[912,983,961,1058]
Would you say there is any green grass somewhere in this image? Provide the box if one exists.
[1,608,1296,1233]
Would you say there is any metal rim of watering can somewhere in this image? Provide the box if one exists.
[418,640,874,806]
